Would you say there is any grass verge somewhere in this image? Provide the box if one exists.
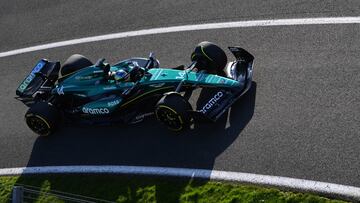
[0,174,347,203]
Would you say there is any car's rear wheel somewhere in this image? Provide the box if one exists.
[60,54,93,77]
[25,102,60,136]
[155,92,192,131]
[191,41,227,74]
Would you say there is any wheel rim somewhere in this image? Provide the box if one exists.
[26,115,51,136]
[156,105,183,131]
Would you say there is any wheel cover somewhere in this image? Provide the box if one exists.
[155,105,184,131]
[26,115,51,136]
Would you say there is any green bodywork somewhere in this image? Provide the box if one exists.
[51,59,240,116]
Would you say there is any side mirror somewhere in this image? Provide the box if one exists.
[149,52,154,60]
[95,58,106,67]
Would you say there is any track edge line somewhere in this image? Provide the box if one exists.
[1,16,360,58]
[0,165,359,201]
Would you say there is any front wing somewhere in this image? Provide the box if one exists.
[194,85,248,122]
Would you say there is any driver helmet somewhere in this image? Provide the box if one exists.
[114,69,129,82]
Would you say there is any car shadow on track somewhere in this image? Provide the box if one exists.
[25,82,257,169]
[19,82,256,202]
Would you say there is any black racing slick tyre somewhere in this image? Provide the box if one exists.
[25,102,60,136]
[191,41,227,74]
[60,54,93,77]
[155,92,192,131]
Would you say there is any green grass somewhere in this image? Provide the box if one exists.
[0,174,347,203]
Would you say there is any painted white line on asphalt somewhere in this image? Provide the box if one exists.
[0,165,359,201]
[1,16,360,58]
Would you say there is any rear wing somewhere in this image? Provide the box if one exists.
[15,59,60,105]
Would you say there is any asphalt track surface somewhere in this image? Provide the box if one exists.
[0,0,359,187]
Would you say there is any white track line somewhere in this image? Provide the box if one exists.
[1,16,360,58]
[0,166,359,201]
[2,17,360,200]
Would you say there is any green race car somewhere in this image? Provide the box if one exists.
[15,41,254,136]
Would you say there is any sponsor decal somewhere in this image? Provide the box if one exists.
[200,91,224,114]
[93,70,104,74]
[103,86,116,90]
[130,112,154,124]
[176,71,186,79]
[75,75,93,80]
[18,61,45,92]
[82,107,110,115]
[107,99,120,107]
[56,86,64,95]
[135,112,154,120]
[149,83,165,88]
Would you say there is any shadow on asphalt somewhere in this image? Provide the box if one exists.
[25,82,257,169]
[17,82,256,202]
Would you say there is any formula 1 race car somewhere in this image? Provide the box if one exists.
[15,42,254,136]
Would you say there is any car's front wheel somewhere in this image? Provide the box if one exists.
[25,102,60,136]
[155,92,192,131]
